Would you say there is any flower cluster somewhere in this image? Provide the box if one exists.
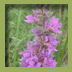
[19,9,62,67]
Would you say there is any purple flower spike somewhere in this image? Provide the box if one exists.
[20,9,62,67]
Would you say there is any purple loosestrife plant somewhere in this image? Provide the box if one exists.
[19,9,62,67]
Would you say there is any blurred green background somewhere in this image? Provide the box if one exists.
[5,4,68,67]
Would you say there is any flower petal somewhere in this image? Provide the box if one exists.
[33,10,38,19]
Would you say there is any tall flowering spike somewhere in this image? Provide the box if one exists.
[24,10,39,23]
[20,9,62,67]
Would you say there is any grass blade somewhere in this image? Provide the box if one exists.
[57,34,68,66]
[13,9,22,66]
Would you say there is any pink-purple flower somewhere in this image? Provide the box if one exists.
[32,28,39,36]
[43,57,57,67]
[45,16,62,34]
[24,10,39,23]
[21,55,41,67]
